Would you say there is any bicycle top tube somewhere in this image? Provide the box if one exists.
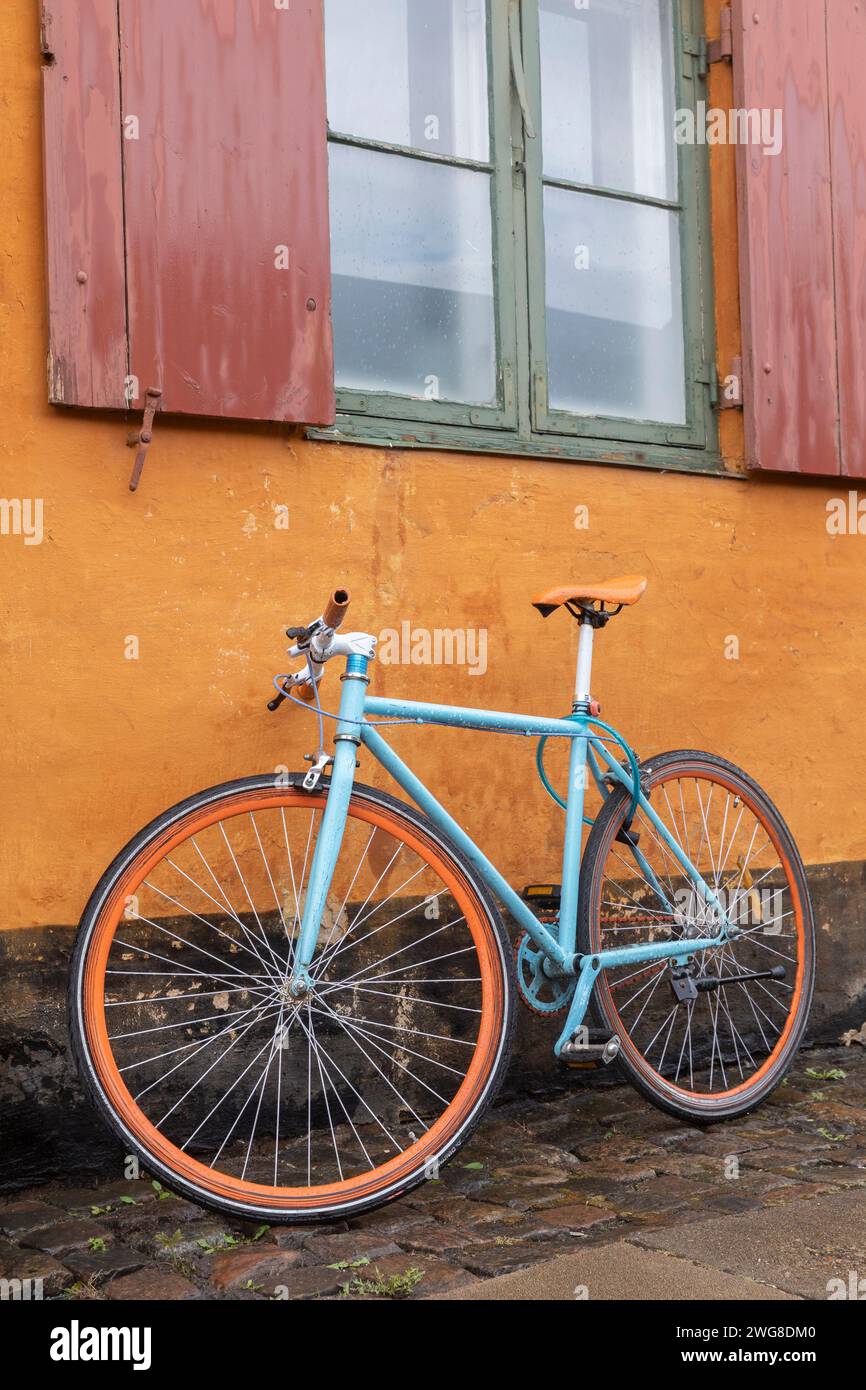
[363,694,590,740]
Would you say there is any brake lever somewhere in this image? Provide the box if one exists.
[286,621,319,644]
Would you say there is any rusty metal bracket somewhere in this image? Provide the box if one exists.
[39,4,55,62]
[707,6,733,65]
[128,388,163,492]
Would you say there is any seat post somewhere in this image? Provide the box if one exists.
[574,616,594,708]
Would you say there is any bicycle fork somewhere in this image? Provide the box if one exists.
[287,654,369,995]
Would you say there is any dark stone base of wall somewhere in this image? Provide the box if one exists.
[0,928,120,1190]
[1,860,864,1193]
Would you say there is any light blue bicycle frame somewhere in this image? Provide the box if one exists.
[290,654,738,1058]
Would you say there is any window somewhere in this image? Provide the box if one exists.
[320,0,718,468]
[324,0,505,422]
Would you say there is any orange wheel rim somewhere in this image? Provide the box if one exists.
[80,788,506,1210]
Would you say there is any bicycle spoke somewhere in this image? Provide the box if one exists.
[122,999,278,1083]
[143,878,284,977]
[314,996,429,1131]
[249,811,292,950]
[308,1012,344,1181]
[339,985,481,1014]
[323,919,469,992]
[309,1004,452,1107]
[164,853,280,977]
[113,933,263,989]
[295,1008,400,1159]
[104,982,271,1007]
[314,863,431,980]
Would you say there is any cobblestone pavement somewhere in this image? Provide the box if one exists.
[1,1045,864,1301]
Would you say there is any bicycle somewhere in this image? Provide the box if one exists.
[70,583,815,1223]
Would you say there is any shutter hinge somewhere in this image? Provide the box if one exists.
[707,7,734,67]
[128,387,163,492]
[683,33,708,79]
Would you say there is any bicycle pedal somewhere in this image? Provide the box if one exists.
[559,1030,621,1068]
[521,883,561,920]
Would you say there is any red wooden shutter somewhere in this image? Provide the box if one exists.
[41,1,128,409]
[41,1,334,425]
[827,1,866,477]
[732,0,839,475]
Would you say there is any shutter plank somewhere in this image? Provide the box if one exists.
[40,1,128,408]
[827,1,866,478]
[119,0,334,423]
[732,0,839,474]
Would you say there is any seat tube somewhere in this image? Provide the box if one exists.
[290,654,368,988]
[559,617,593,956]
[557,728,587,957]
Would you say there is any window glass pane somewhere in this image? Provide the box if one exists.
[329,144,497,405]
[539,0,677,201]
[325,0,489,162]
[543,187,686,424]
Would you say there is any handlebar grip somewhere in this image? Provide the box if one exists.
[322,588,351,629]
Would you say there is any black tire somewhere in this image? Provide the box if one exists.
[69,775,516,1223]
[578,751,815,1123]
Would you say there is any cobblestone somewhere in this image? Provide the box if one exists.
[62,1243,145,1286]
[0,1045,863,1300]
[105,1267,200,1301]
[19,1217,108,1256]
[0,1200,66,1238]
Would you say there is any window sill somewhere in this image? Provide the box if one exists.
[307,414,732,477]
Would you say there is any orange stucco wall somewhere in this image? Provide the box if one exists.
[2,1,864,933]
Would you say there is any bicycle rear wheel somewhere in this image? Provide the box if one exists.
[578,751,815,1122]
[70,776,514,1222]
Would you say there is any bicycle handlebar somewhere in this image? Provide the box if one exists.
[266,589,355,711]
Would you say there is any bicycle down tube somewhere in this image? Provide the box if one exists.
[292,652,739,1054]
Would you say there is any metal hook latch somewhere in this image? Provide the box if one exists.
[129,387,163,493]
[302,751,333,791]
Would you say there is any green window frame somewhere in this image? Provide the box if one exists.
[312,0,720,474]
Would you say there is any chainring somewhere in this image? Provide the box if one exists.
[515,931,576,1016]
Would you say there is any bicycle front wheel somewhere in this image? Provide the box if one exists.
[70,777,514,1222]
[578,751,815,1122]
